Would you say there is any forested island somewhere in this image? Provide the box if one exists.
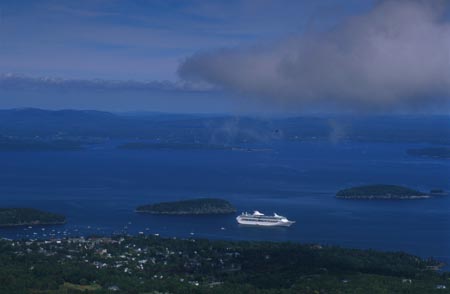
[0,208,66,227]
[0,235,447,294]
[407,147,450,159]
[136,198,236,215]
[336,185,429,200]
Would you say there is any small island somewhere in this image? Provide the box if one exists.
[136,198,236,215]
[0,208,66,227]
[336,185,429,200]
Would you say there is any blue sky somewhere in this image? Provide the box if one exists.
[1,0,449,113]
[1,0,373,80]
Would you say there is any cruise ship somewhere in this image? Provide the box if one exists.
[236,211,295,227]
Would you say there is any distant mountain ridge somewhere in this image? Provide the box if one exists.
[0,108,449,145]
[336,185,429,200]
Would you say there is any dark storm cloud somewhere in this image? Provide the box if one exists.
[178,0,450,111]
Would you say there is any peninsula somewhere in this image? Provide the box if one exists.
[0,208,66,227]
[336,185,429,200]
[136,198,236,215]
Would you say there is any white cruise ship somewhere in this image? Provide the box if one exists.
[236,211,295,227]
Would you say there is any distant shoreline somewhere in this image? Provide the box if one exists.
[336,195,430,200]
[0,220,67,228]
[336,184,430,200]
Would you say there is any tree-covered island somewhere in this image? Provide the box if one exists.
[336,185,429,200]
[136,198,236,215]
[0,208,66,227]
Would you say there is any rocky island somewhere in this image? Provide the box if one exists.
[336,185,429,200]
[0,208,66,227]
[136,198,236,215]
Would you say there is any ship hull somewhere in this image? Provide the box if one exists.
[236,218,295,227]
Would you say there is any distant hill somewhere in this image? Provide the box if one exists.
[0,108,136,137]
[0,108,290,144]
[0,108,449,145]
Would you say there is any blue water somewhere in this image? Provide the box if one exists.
[0,141,449,268]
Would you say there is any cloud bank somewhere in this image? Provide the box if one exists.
[0,73,212,92]
[0,73,233,113]
[179,0,450,111]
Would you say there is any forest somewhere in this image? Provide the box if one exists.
[0,235,447,293]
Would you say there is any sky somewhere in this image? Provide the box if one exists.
[0,0,449,113]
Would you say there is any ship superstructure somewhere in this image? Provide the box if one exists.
[236,211,295,227]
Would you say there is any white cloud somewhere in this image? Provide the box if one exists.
[0,73,213,92]
[179,0,450,112]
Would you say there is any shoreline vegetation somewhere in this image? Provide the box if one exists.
[118,142,271,152]
[136,198,236,215]
[336,185,430,200]
[0,208,66,227]
[0,235,448,293]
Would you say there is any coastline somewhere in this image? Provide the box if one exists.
[336,195,431,200]
[0,220,67,228]
[0,234,448,293]
[135,209,236,215]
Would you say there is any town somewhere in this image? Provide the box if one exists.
[0,234,448,293]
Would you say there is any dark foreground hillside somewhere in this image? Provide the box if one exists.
[0,235,448,294]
